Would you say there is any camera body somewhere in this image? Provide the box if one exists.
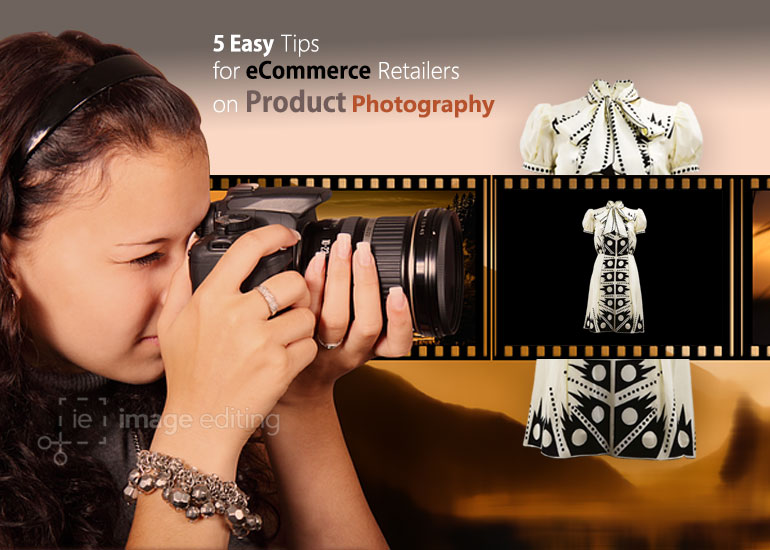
[190,184,330,292]
[189,183,464,338]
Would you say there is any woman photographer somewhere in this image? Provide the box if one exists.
[0,30,412,549]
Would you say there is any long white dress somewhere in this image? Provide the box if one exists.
[524,359,696,459]
[520,79,703,175]
[583,201,645,334]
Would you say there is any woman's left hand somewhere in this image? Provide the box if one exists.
[276,232,413,408]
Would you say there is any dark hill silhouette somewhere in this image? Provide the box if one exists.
[720,395,762,485]
[690,364,743,458]
[629,391,770,522]
[334,365,633,519]
[715,394,770,499]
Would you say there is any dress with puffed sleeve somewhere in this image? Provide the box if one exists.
[667,102,703,175]
[583,201,645,334]
[519,80,703,175]
[520,103,555,174]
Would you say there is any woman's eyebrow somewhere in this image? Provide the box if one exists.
[115,237,169,246]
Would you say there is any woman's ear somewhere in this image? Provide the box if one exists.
[1,232,24,299]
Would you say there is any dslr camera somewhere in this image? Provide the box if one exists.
[189,184,463,338]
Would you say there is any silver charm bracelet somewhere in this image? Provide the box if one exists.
[123,429,262,539]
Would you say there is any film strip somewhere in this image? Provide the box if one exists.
[208,175,489,360]
[499,345,725,359]
[745,177,770,357]
[499,175,727,191]
[492,175,734,360]
[209,175,482,192]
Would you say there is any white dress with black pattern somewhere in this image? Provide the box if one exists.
[520,79,702,175]
[524,359,696,460]
[583,201,645,334]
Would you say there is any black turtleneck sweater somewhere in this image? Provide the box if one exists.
[22,366,261,549]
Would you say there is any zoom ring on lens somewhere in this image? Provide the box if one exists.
[369,216,411,298]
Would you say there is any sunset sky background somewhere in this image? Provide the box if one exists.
[339,359,770,547]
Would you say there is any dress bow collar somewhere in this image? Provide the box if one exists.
[553,80,669,175]
[596,200,631,237]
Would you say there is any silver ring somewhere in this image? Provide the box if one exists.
[255,284,280,317]
[315,334,344,350]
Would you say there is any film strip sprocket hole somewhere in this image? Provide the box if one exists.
[493,175,732,360]
[208,175,488,360]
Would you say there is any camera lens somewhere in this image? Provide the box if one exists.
[297,208,463,338]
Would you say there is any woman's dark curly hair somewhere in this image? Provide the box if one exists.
[0,31,278,548]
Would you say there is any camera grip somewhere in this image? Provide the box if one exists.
[189,235,295,293]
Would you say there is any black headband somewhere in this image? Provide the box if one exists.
[9,54,164,179]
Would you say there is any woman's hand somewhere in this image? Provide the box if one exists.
[277,233,414,407]
[155,225,318,456]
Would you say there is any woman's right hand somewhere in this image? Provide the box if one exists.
[154,224,318,461]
